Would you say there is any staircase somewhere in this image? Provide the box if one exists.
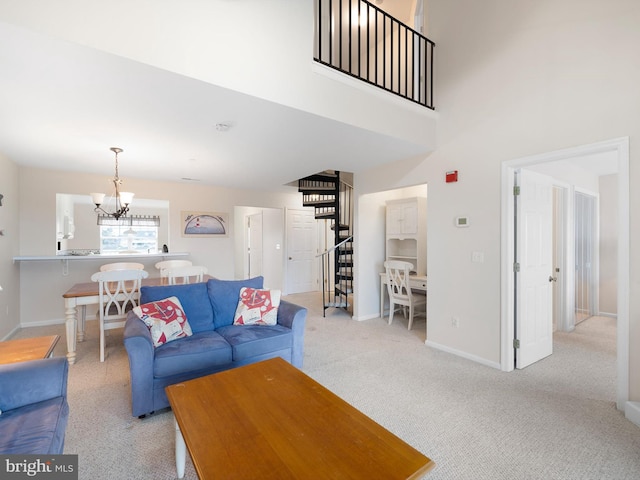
[298,171,353,316]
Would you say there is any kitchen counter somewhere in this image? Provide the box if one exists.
[13,252,189,262]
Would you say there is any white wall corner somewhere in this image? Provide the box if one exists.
[353,312,383,322]
[1,324,21,342]
[624,401,640,427]
[425,340,501,370]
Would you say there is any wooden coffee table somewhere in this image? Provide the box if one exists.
[166,357,434,479]
[0,335,60,365]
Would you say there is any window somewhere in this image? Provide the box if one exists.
[100,224,158,254]
[98,215,160,254]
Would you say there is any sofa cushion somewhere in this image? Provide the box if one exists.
[140,283,214,333]
[0,397,69,454]
[207,277,264,328]
[234,287,281,326]
[153,331,232,378]
[216,324,292,362]
[134,296,193,347]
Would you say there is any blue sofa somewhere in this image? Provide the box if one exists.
[0,357,70,454]
[123,277,307,418]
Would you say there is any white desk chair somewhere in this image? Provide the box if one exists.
[384,260,426,330]
[155,260,193,279]
[100,262,144,272]
[90,268,149,362]
[166,265,208,285]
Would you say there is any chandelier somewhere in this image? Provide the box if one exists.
[90,147,134,221]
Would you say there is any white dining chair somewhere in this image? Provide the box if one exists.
[100,262,145,272]
[384,260,426,330]
[166,265,208,285]
[155,260,193,279]
[90,268,149,362]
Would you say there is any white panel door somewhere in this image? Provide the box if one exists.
[286,209,317,294]
[248,212,263,278]
[516,169,554,369]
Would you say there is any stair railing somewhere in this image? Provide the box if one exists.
[317,235,353,317]
[314,0,435,109]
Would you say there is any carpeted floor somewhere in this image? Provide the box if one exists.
[9,292,640,479]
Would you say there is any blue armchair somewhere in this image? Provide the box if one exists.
[0,357,70,454]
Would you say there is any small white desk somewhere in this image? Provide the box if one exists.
[379,272,427,318]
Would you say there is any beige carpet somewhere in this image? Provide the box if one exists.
[9,293,640,479]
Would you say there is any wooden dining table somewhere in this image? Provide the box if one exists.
[61,276,211,364]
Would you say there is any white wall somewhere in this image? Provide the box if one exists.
[357,0,640,399]
[0,154,20,339]
[17,167,303,326]
[599,174,618,316]
[527,162,600,193]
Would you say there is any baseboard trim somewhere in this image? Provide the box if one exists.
[1,325,21,341]
[21,318,66,328]
[21,313,98,329]
[624,401,640,427]
[354,312,382,321]
[425,340,501,370]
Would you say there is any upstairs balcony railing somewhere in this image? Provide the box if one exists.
[314,0,435,110]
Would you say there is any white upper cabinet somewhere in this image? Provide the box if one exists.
[385,197,427,275]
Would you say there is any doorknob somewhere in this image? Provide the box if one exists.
[548,276,557,282]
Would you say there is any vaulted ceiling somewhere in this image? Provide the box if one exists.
[0,6,428,192]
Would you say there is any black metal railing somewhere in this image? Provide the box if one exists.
[314,0,435,109]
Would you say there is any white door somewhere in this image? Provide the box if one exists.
[515,169,554,368]
[286,209,317,294]
[248,212,263,278]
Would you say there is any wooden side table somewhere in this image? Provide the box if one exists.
[0,335,60,365]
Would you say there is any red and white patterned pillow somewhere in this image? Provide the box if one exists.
[133,296,193,347]
[233,287,281,326]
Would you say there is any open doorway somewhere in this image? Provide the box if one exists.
[354,183,427,334]
[234,206,284,290]
[501,137,629,411]
[574,190,599,324]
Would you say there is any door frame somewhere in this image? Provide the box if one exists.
[551,182,570,333]
[247,212,263,279]
[500,137,629,411]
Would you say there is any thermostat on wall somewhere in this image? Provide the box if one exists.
[455,216,469,227]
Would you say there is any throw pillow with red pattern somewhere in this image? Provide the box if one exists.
[133,296,193,347]
[233,287,281,326]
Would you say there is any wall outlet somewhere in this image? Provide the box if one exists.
[451,316,459,328]
[472,251,484,263]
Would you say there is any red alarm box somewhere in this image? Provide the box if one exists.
[446,170,458,183]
